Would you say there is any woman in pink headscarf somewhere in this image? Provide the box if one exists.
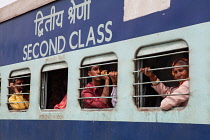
[140,58,189,110]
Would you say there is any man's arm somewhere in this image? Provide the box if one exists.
[100,70,110,104]
[10,83,20,93]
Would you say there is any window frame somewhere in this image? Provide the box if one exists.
[79,53,118,110]
[7,68,31,112]
[133,40,189,110]
[40,62,68,111]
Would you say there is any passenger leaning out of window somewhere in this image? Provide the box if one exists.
[9,78,29,110]
[81,66,117,108]
[140,58,189,110]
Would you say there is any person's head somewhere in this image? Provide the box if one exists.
[172,58,189,80]
[88,66,102,81]
[13,78,25,92]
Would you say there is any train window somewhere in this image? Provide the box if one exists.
[8,69,31,111]
[0,75,1,94]
[0,75,1,104]
[79,53,118,110]
[40,62,68,110]
[134,41,189,110]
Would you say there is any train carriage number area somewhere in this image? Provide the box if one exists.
[22,21,112,61]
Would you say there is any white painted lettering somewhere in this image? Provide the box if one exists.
[49,37,57,55]
[78,30,84,48]
[33,43,40,58]
[27,44,33,60]
[40,40,49,57]
[97,24,105,43]
[23,45,28,61]
[105,21,112,42]
[86,26,96,46]
[58,36,66,53]
[69,31,78,49]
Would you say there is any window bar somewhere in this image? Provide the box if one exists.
[7,101,29,104]
[135,60,139,107]
[133,79,188,85]
[133,93,189,98]
[7,93,30,95]
[79,85,117,90]
[133,51,188,61]
[80,68,86,108]
[139,60,144,107]
[133,65,189,73]
[78,96,114,99]
[7,84,30,88]
[8,75,31,79]
[80,74,109,79]
[80,61,117,69]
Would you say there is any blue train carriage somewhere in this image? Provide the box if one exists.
[0,0,210,139]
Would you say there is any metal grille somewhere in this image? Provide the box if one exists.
[79,60,118,109]
[7,74,31,111]
[134,48,189,108]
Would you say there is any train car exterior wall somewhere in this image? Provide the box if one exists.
[0,0,210,139]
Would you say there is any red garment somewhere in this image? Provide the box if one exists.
[81,82,110,108]
[54,94,67,109]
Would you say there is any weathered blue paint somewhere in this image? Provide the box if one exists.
[0,120,209,140]
[0,0,210,66]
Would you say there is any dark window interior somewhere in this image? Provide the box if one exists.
[41,68,68,109]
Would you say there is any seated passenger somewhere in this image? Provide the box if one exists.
[81,66,117,108]
[9,78,29,110]
[54,94,67,109]
[140,58,189,110]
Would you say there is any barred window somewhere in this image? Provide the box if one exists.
[40,62,68,110]
[133,41,189,109]
[8,69,31,111]
[0,75,1,105]
[0,75,1,95]
[79,53,118,109]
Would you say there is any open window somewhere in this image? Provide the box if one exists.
[133,40,189,109]
[79,53,118,109]
[8,69,31,111]
[40,62,68,110]
[0,75,1,94]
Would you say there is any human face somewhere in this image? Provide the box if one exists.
[88,66,102,81]
[173,64,189,80]
[14,79,25,92]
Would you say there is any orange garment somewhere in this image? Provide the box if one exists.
[54,94,67,109]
